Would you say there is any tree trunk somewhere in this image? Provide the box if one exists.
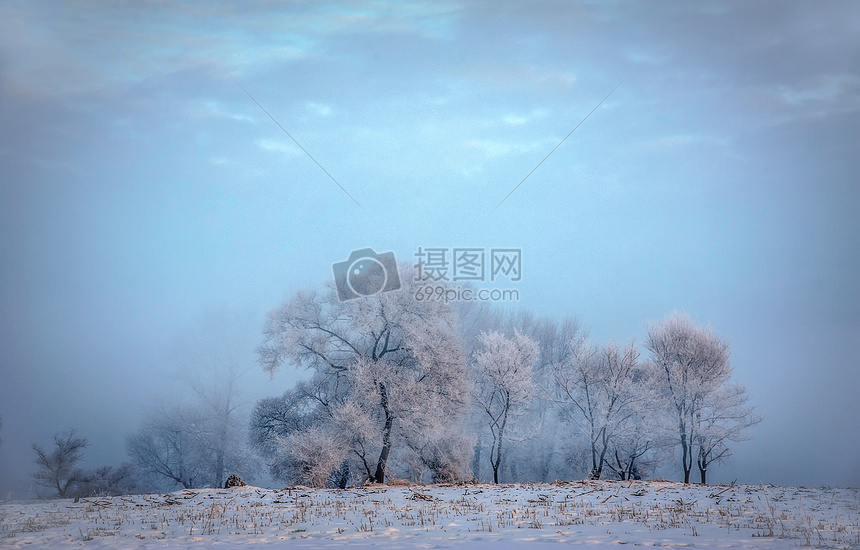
[215,439,225,489]
[680,423,691,484]
[215,403,229,488]
[491,398,510,484]
[472,441,481,482]
[373,383,393,483]
[493,432,503,484]
[594,430,609,480]
[491,426,504,484]
[697,447,709,485]
[373,417,392,483]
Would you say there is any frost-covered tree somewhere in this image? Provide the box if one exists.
[462,311,582,483]
[128,308,260,490]
[695,381,761,484]
[127,405,208,489]
[403,420,475,483]
[646,312,755,484]
[471,330,539,483]
[127,402,257,490]
[169,307,258,488]
[257,263,469,485]
[525,316,584,482]
[250,386,321,482]
[550,340,643,479]
[598,359,672,481]
[606,431,652,480]
[282,426,350,488]
[31,430,89,498]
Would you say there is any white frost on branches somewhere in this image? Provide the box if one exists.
[472,330,539,484]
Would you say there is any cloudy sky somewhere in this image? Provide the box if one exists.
[1,1,858,495]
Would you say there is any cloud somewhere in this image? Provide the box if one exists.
[626,51,669,66]
[641,134,697,150]
[305,102,333,117]
[501,108,549,126]
[502,115,529,126]
[469,64,576,90]
[191,100,256,123]
[636,133,731,152]
[0,1,461,97]
[777,73,860,109]
[464,137,553,159]
[257,138,301,155]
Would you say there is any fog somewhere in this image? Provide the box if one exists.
[1,1,858,497]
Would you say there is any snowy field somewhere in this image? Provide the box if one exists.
[2,481,858,549]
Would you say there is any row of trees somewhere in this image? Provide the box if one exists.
[250,265,760,487]
[30,268,759,496]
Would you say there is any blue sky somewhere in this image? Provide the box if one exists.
[1,1,858,494]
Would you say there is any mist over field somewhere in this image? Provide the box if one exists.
[1,0,859,504]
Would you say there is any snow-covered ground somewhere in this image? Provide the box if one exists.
[1,481,858,549]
